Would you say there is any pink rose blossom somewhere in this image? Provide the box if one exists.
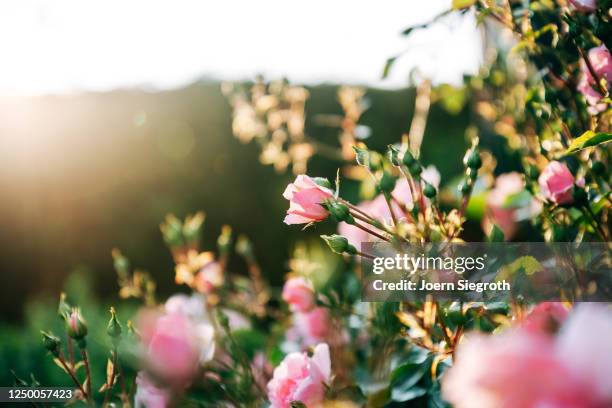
[294,307,332,346]
[556,304,612,401]
[443,304,612,408]
[283,277,316,312]
[283,175,334,225]
[521,302,569,335]
[134,371,171,408]
[137,308,215,387]
[577,45,612,113]
[538,161,575,205]
[568,0,597,11]
[267,343,331,408]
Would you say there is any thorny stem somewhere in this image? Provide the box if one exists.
[67,337,75,367]
[356,250,375,260]
[57,352,88,400]
[348,208,396,237]
[81,348,92,403]
[352,220,391,242]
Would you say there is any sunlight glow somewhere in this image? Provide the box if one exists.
[0,0,482,95]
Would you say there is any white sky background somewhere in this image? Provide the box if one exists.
[0,0,482,95]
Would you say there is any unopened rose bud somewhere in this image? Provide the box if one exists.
[467,167,478,181]
[379,172,396,194]
[327,201,354,224]
[235,234,255,262]
[459,179,471,195]
[57,293,71,321]
[368,152,383,171]
[408,161,422,177]
[387,145,401,166]
[106,307,122,339]
[41,331,61,356]
[321,235,357,255]
[423,182,437,199]
[66,308,88,341]
[217,225,233,255]
[402,150,416,167]
[465,149,482,169]
[353,146,369,167]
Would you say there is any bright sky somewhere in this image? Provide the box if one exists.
[0,0,482,95]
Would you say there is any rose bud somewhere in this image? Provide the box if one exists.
[41,331,61,356]
[66,308,88,340]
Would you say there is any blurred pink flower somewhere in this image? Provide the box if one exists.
[538,161,575,205]
[194,260,224,294]
[267,343,331,408]
[443,304,612,408]
[568,0,597,11]
[283,277,316,312]
[520,302,569,335]
[338,195,396,246]
[137,307,215,387]
[294,307,332,346]
[577,45,612,113]
[134,371,171,408]
[556,304,612,402]
[484,172,524,239]
[283,175,334,225]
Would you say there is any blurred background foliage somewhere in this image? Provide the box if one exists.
[0,80,477,323]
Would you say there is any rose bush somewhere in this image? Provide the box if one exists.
[27,0,612,407]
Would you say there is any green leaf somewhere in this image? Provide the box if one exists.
[502,190,532,209]
[452,0,476,9]
[566,131,612,154]
[390,360,430,402]
[498,256,543,280]
[487,224,505,242]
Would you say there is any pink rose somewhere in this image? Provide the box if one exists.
[294,307,332,346]
[282,277,316,312]
[137,309,215,387]
[194,260,224,294]
[556,304,612,402]
[568,0,597,12]
[267,343,331,408]
[577,45,612,112]
[442,304,612,408]
[134,371,171,408]
[538,161,575,205]
[443,331,584,408]
[521,302,569,336]
[283,175,334,225]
